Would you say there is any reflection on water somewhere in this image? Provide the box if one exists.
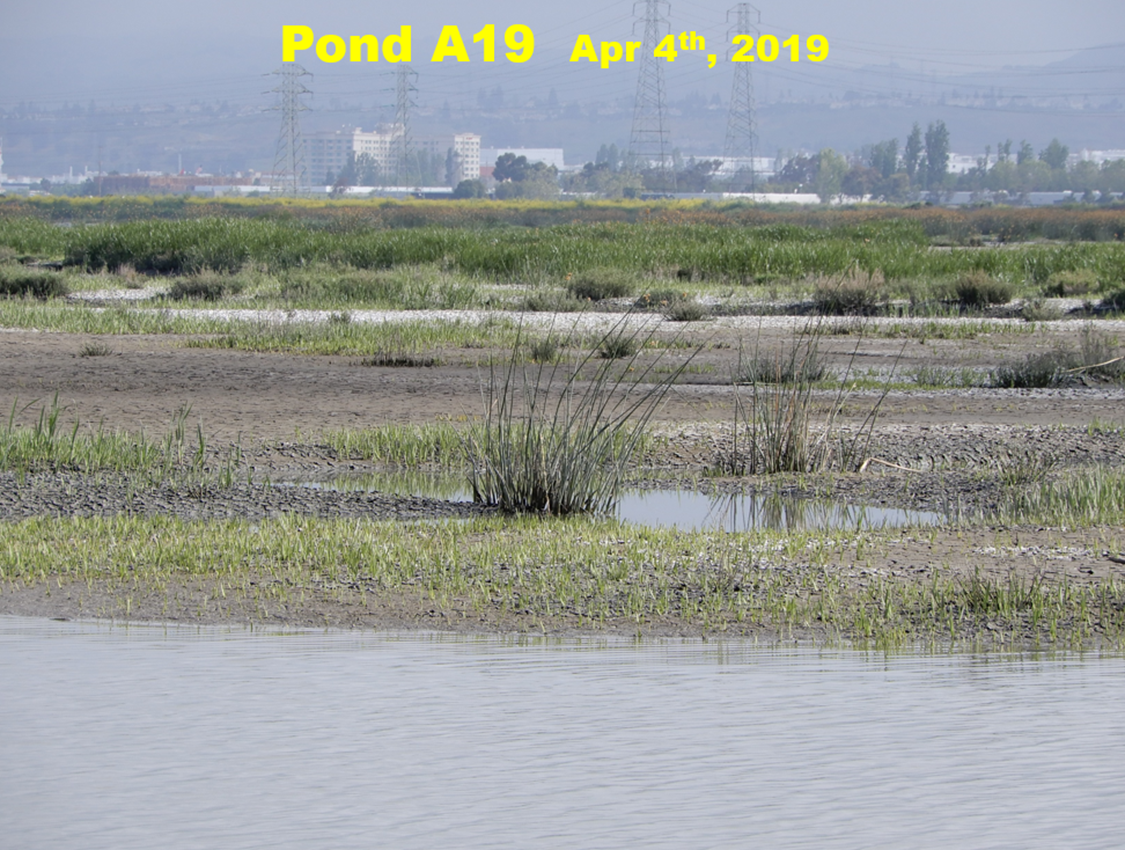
[294,471,944,531]
[2,617,1123,850]
[617,488,943,531]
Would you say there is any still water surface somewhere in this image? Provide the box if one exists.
[2,616,1123,849]
[295,470,944,531]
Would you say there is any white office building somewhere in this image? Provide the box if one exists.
[308,127,480,186]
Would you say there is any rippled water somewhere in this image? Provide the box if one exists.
[2,616,1124,849]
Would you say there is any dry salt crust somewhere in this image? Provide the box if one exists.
[67,286,169,303]
[62,296,1125,336]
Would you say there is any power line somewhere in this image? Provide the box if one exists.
[723,3,759,190]
[629,0,674,187]
[392,64,418,185]
[267,63,311,195]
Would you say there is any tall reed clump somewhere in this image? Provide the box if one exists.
[464,323,695,515]
[723,324,890,474]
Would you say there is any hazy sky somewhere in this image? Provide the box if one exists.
[3,0,1123,108]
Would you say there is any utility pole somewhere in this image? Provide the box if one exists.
[723,3,759,192]
[268,63,312,195]
[628,0,673,190]
[392,64,418,186]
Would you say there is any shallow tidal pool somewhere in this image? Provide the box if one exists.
[2,617,1124,849]
[291,470,945,531]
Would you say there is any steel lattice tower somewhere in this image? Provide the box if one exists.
[392,64,419,186]
[268,63,311,195]
[723,4,759,192]
[628,0,673,189]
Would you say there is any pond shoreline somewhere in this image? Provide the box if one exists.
[4,513,1123,650]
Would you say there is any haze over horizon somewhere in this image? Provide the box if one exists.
[2,0,1123,175]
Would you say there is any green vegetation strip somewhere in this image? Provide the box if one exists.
[0,301,243,335]
[0,300,523,355]
[4,216,1124,287]
[324,423,469,466]
[2,514,1121,648]
[4,195,1125,243]
[185,316,521,357]
[994,468,1125,527]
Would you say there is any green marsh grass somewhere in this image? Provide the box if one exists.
[4,513,1122,647]
[324,422,468,467]
[5,195,1125,240]
[275,264,482,310]
[0,300,241,335]
[6,214,1123,287]
[189,316,523,358]
[994,467,1125,526]
[0,397,211,480]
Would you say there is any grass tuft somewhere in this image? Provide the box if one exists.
[78,341,115,357]
[663,298,709,322]
[599,333,640,360]
[566,268,636,302]
[465,323,694,515]
[811,267,887,316]
[168,272,245,301]
[724,328,890,474]
[954,271,1013,309]
[0,266,69,299]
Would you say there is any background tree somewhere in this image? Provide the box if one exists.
[452,179,486,199]
[1017,141,1035,165]
[594,143,622,171]
[815,149,848,203]
[867,139,899,179]
[493,153,529,183]
[774,154,818,190]
[492,153,559,199]
[841,165,879,198]
[563,161,643,198]
[1101,160,1125,194]
[1040,138,1069,171]
[924,120,950,192]
[675,158,722,192]
[903,124,922,184]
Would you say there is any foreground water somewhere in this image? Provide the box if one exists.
[2,617,1123,849]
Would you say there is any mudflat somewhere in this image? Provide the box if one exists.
[2,319,1124,647]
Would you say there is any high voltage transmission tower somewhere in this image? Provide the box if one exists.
[392,64,418,186]
[723,3,759,192]
[268,63,311,195]
[628,0,673,190]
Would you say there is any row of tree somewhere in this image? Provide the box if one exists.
[328,129,1125,203]
[767,126,1125,201]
